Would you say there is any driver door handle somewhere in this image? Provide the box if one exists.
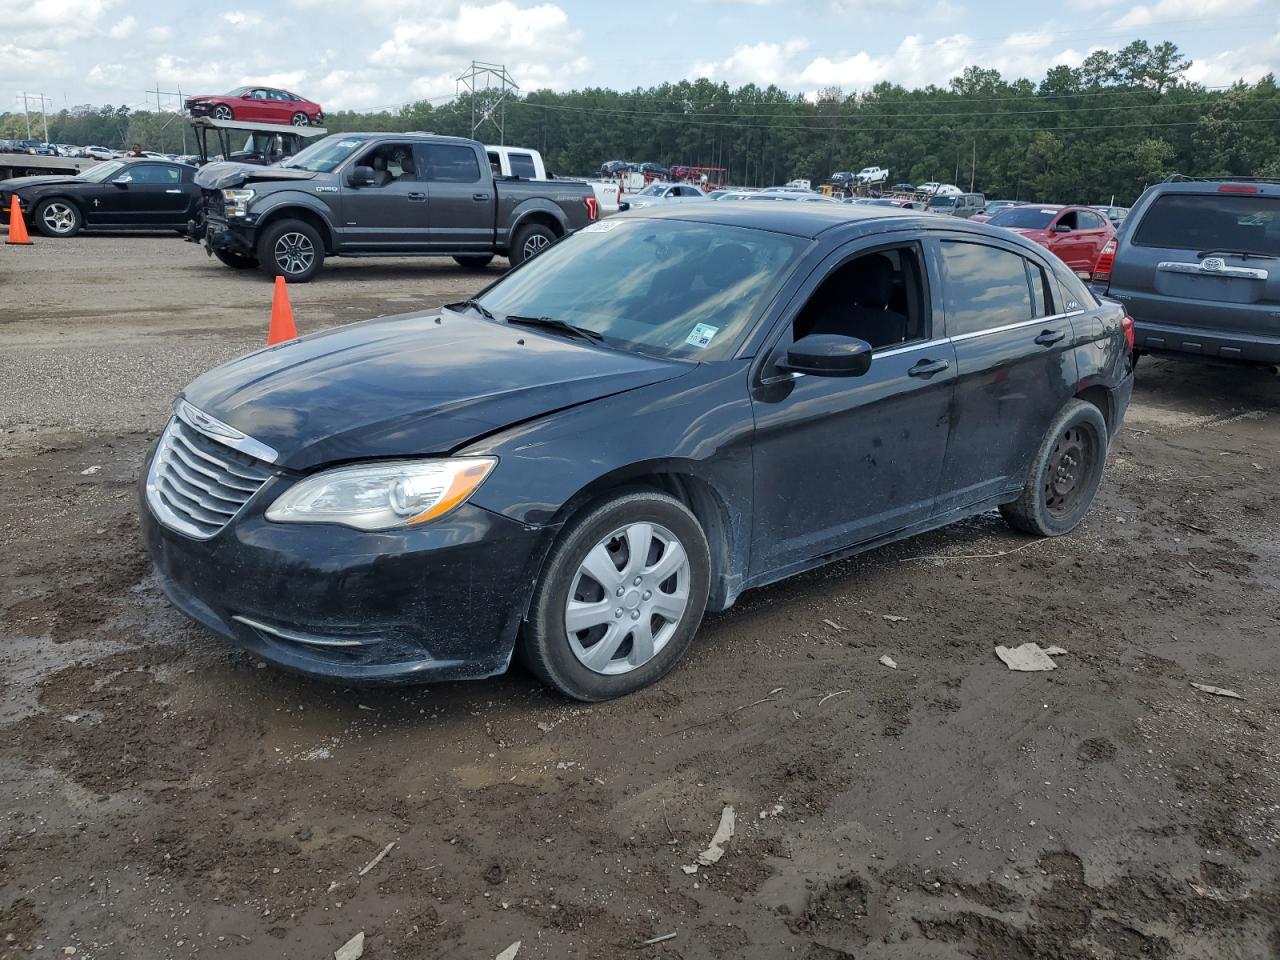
[908,358,950,378]
[1034,329,1066,346]
[407,191,427,201]
[472,193,490,202]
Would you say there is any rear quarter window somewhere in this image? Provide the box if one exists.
[939,241,1035,335]
[1132,192,1280,256]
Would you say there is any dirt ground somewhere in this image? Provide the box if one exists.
[1,233,1277,960]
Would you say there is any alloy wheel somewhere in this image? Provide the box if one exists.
[564,522,691,675]
[291,113,309,127]
[1043,424,1097,518]
[274,232,315,275]
[40,202,76,235]
[523,234,551,260]
[213,105,233,120]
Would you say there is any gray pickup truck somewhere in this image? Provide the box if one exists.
[192,132,598,281]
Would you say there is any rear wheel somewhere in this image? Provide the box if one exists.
[291,112,309,127]
[1000,400,1108,537]
[214,248,259,269]
[256,219,324,283]
[509,222,556,267]
[520,491,710,701]
[453,254,494,270]
[34,199,82,237]
[212,105,234,121]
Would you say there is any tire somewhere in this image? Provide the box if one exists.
[256,219,324,283]
[33,198,82,237]
[520,490,711,702]
[1000,400,1109,537]
[509,222,557,267]
[453,254,495,270]
[212,105,234,121]
[291,112,309,127]
[214,248,259,269]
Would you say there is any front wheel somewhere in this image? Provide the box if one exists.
[520,491,710,701]
[508,222,556,267]
[212,105,234,121]
[1000,400,1108,537]
[214,248,259,269]
[453,254,495,270]
[256,219,324,282]
[34,199,82,237]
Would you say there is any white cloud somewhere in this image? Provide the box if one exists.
[691,38,810,86]
[107,15,135,38]
[223,10,264,27]
[1184,30,1280,86]
[2,0,116,28]
[1113,0,1256,30]
[146,25,172,42]
[370,1,580,71]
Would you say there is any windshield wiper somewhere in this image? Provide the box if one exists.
[1196,248,1278,261]
[444,298,497,321]
[504,314,603,342]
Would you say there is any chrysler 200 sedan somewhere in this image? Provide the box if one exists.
[141,204,1134,701]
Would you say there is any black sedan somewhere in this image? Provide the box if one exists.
[0,158,200,237]
[140,204,1134,701]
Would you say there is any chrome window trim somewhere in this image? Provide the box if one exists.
[874,337,948,359]
[1157,260,1269,281]
[948,310,1084,343]
[176,398,279,464]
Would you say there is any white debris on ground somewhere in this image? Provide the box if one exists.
[334,931,364,960]
[1191,682,1244,700]
[694,805,736,867]
[995,643,1067,671]
[879,655,898,670]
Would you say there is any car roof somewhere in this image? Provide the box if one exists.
[621,201,928,238]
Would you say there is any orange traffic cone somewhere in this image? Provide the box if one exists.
[267,275,298,345]
[5,195,32,245]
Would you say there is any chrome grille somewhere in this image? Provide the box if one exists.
[146,407,276,539]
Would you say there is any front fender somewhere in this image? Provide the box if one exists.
[249,192,339,246]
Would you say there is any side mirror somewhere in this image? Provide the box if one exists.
[112,174,132,186]
[1052,223,1071,234]
[779,334,873,378]
[347,165,375,187]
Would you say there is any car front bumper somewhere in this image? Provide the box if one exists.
[202,215,257,254]
[140,461,554,684]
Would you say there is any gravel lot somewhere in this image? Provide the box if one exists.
[1,233,1278,960]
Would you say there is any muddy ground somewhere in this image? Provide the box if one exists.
[1,234,1277,960]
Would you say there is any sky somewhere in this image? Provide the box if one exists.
[3,0,1278,114]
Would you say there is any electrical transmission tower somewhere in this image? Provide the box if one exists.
[17,92,53,142]
[148,83,190,154]
[456,61,519,144]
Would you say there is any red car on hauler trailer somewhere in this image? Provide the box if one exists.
[185,87,324,127]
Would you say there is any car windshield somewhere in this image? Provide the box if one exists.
[476,219,808,360]
[1132,193,1278,256]
[79,161,127,183]
[636,184,666,197]
[225,87,249,96]
[280,135,372,172]
[990,207,1058,228]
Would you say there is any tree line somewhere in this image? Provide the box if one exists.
[3,40,1277,205]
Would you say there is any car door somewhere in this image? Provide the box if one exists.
[418,142,491,251]
[930,236,1080,513]
[1074,209,1112,273]
[93,163,175,225]
[749,239,958,577]
[339,142,431,251]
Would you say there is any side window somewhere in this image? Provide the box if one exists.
[1056,211,1079,231]
[422,144,481,183]
[129,164,179,184]
[793,245,928,351]
[1027,261,1054,317]
[251,89,269,100]
[487,151,501,175]
[508,152,537,178]
[356,143,419,186]
[1080,211,1105,230]
[939,241,1035,336]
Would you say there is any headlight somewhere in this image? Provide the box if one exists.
[265,458,496,531]
[221,188,255,217]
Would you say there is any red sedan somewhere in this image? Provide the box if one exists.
[185,87,323,127]
[984,204,1115,278]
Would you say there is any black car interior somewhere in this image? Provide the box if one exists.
[360,145,417,186]
[794,247,927,350]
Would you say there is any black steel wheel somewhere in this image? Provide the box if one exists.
[1000,400,1108,537]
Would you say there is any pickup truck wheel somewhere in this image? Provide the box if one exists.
[453,254,494,270]
[34,199,82,237]
[510,223,556,266]
[257,219,324,283]
[214,248,259,269]
[1000,400,1108,537]
[212,105,234,121]
[520,490,710,702]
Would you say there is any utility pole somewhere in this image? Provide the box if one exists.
[456,61,519,144]
[18,92,53,141]
[970,139,976,193]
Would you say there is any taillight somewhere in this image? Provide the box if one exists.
[1121,314,1134,352]
[1093,238,1116,283]
[584,196,598,221]
[1218,183,1259,193]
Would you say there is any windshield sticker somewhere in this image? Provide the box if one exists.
[582,219,625,233]
[685,323,720,348]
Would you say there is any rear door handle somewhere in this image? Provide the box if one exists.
[165,189,183,194]
[908,358,950,378]
[1034,329,1066,346]
[407,191,427,201]
[472,193,490,202]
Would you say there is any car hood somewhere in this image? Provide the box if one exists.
[1,174,81,191]
[181,310,691,471]
[194,162,319,190]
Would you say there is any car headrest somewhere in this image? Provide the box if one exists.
[701,243,754,288]
[850,253,895,308]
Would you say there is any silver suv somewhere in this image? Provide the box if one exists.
[1098,176,1279,364]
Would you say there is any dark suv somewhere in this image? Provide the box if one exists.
[1097,176,1280,363]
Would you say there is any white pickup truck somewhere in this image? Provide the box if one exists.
[855,166,890,185]
[486,145,620,216]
